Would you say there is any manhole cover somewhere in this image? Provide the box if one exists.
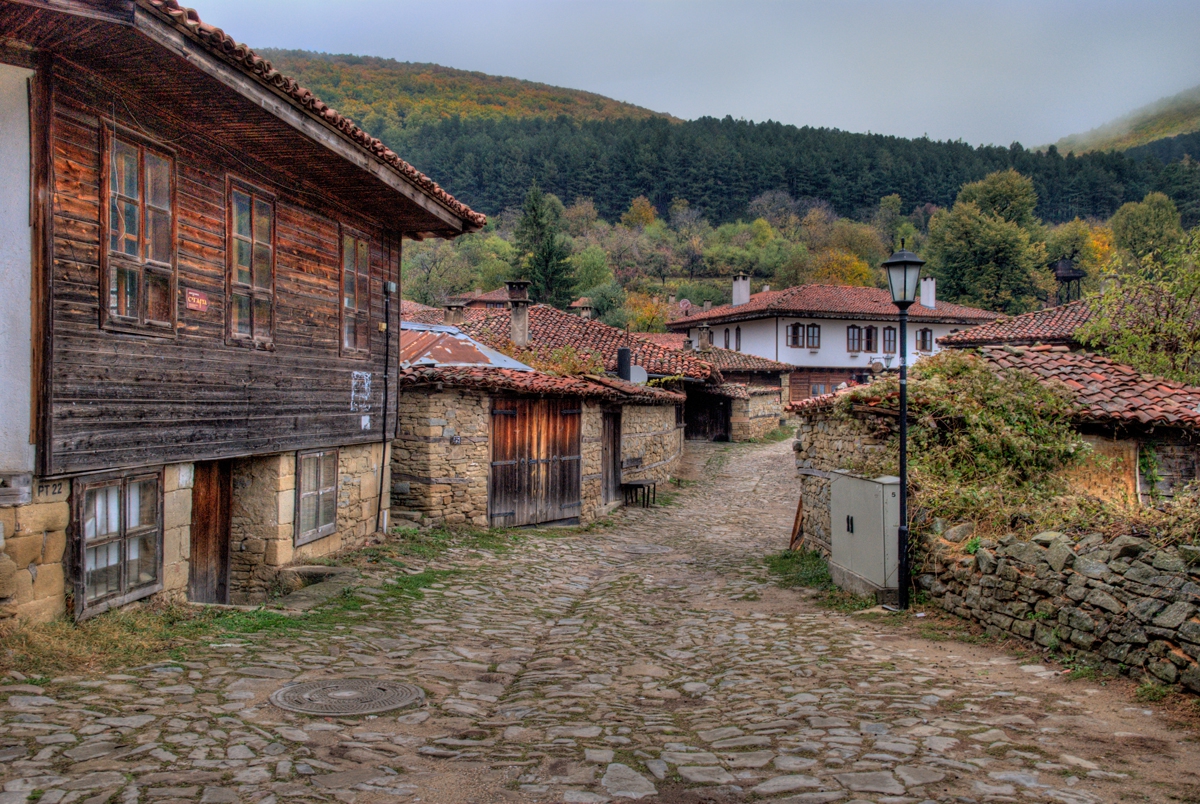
[619,544,672,554]
[269,680,425,715]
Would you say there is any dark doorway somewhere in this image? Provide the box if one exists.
[685,392,732,441]
[189,460,231,604]
[489,398,582,527]
[602,410,622,504]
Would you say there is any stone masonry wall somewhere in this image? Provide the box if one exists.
[619,404,682,485]
[920,529,1200,692]
[159,462,194,605]
[732,391,787,442]
[580,404,604,523]
[791,409,894,554]
[230,445,385,603]
[391,388,491,528]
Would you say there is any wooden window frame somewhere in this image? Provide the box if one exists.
[864,326,878,353]
[786,323,801,348]
[917,328,935,352]
[806,323,821,349]
[846,325,862,352]
[883,326,897,354]
[723,328,730,349]
[99,124,177,338]
[735,326,742,351]
[339,226,372,358]
[72,468,164,620]
[295,448,339,546]
[225,177,277,348]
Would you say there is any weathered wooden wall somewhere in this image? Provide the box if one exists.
[46,64,400,476]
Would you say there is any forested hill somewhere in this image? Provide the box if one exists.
[258,49,674,136]
[1054,84,1200,154]
[391,116,1200,227]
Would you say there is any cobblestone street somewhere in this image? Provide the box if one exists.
[3,440,1198,804]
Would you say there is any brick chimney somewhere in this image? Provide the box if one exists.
[697,324,712,352]
[444,301,465,326]
[732,273,751,306]
[505,280,532,348]
[921,276,936,309]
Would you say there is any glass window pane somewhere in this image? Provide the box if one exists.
[85,541,122,602]
[343,270,356,310]
[235,239,252,285]
[145,152,170,210]
[356,239,369,275]
[343,318,356,350]
[128,478,158,529]
[121,200,140,257]
[146,272,170,324]
[126,531,158,588]
[233,191,251,238]
[112,265,139,318]
[299,494,317,536]
[147,208,171,264]
[113,140,139,199]
[253,297,271,340]
[253,244,271,289]
[319,489,336,529]
[232,293,251,337]
[343,235,354,273]
[84,485,121,542]
[109,198,123,254]
[254,199,272,243]
[301,454,318,492]
[357,320,370,352]
[321,452,337,490]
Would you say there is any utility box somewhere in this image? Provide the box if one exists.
[829,471,901,603]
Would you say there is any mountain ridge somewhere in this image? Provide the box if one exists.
[1053,83,1200,154]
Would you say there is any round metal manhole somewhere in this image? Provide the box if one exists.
[619,544,672,554]
[269,680,425,716]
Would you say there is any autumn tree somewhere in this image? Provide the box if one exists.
[621,195,657,229]
[513,184,574,308]
[809,249,873,286]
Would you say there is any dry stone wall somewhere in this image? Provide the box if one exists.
[580,404,604,522]
[732,390,787,442]
[921,528,1200,692]
[619,404,682,485]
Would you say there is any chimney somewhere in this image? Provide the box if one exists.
[509,299,530,348]
[617,347,632,381]
[762,284,770,293]
[682,337,694,351]
[505,279,531,301]
[668,294,676,305]
[697,324,712,352]
[443,301,465,326]
[732,273,751,307]
[703,300,712,312]
[921,276,936,309]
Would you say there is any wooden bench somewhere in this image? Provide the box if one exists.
[621,480,657,508]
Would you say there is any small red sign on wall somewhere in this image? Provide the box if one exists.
[185,289,208,312]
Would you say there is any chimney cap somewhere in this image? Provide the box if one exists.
[504,279,532,300]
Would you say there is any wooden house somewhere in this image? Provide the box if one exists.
[0,0,484,621]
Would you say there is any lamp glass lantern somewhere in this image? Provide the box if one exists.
[883,248,925,308]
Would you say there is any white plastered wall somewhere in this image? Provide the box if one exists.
[0,63,35,473]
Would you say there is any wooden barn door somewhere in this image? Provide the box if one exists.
[489,398,582,527]
[685,392,732,441]
[189,460,231,604]
[602,410,622,504]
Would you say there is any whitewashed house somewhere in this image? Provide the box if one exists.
[668,275,999,399]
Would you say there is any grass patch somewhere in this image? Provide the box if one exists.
[764,549,873,612]
[753,425,796,444]
[1135,682,1174,703]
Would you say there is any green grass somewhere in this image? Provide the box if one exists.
[754,425,796,444]
[1135,682,1174,703]
[964,535,981,555]
[764,549,874,612]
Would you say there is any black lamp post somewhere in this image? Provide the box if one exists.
[882,245,925,610]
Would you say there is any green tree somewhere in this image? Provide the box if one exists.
[513,184,575,308]
[953,168,1039,228]
[1078,229,1200,385]
[925,201,1048,313]
[588,281,628,328]
[571,244,613,293]
[1110,192,1185,262]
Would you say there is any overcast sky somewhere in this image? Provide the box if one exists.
[191,0,1200,147]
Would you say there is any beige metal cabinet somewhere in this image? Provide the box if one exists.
[829,471,901,597]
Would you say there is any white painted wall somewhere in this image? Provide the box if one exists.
[688,316,966,370]
[0,64,35,473]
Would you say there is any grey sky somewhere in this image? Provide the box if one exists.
[191,0,1200,147]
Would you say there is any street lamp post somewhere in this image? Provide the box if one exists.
[882,245,925,610]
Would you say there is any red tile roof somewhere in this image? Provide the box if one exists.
[667,285,999,329]
[400,299,440,318]
[630,333,791,373]
[939,300,1094,347]
[707,383,785,400]
[634,332,688,350]
[787,385,863,413]
[142,0,485,231]
[453,287,511,305]
[979,345,1200,430]
[447,305,717,381]
[396,366,683,405]
[569,297,593,309]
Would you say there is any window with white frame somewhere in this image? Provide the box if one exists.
[296,449,338,546]
[76,471,162,615]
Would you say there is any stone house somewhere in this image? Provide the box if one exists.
[0,0,484,621]
[391,322,684,528]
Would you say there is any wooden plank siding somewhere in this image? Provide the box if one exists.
[44,62,401,476]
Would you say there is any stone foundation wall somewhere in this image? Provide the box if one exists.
[230,444,386,603]
[391,388,491,528]
[159,463,194,605]
[580,404,604,523]
[791,409,894,554]
[619,404,682,484]
[920,530,1200,692]
[732,391,787,442]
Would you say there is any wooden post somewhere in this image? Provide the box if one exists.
[789,494,804,551]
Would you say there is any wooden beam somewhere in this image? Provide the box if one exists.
[131,7,465,234]
[6,0,134,25]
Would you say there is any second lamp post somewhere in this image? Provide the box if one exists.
[881,245,925,610]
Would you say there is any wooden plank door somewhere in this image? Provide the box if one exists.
[489,398,583,527]
[602,410,621,504]
[685,393,732,441]
[544,399,582,523]
[189,460,231,604]
[489,400,522,528]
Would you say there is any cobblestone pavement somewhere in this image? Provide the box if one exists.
[3,441,1199,804]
